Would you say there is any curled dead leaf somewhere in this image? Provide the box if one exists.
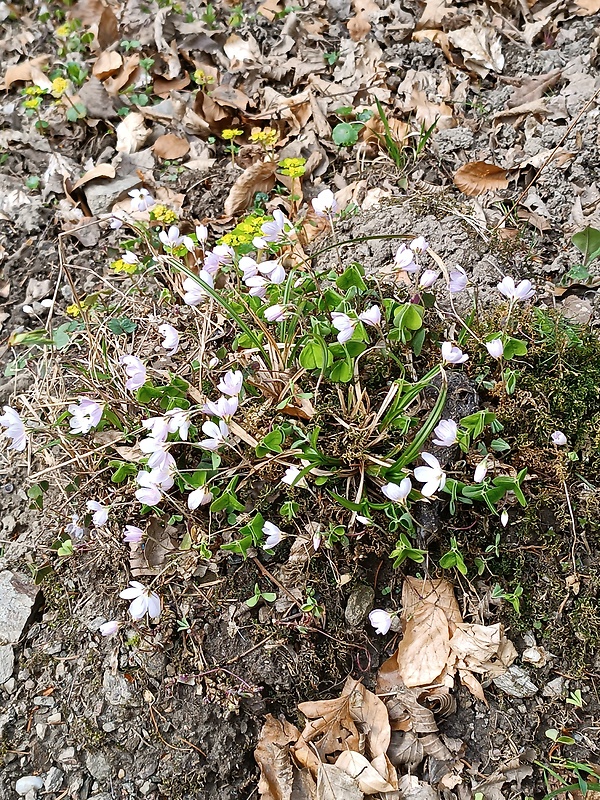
[115,112,150,154]
[224,161,277,217]
[453,161,509,196]
[1,57,52,91]
[153,133,190,160]
[255,714,303,800]
[335,751,395,794]
[93,51,123,80]
[71,163,116,191]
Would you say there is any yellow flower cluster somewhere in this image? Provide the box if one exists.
[192,69,214,86]
[222,128,243,141]
[66,303,81,317]
[55,23,72,37]
[278,157,306,178]
[51,77,68,98]
[23,86,45,96]
[111,259,137,275]
[150,204,178,224]
[23,98,42,109]
[219,213,267,248]
[250,127,279,147]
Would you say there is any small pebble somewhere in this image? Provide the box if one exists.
[15,776,44,795]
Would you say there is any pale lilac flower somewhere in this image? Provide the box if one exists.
[129,188,155,212]
[159,226,184,249]
[449,266,468,294]
[331,312,356,344]
[312,188,338,216]
[474,458,489,483]
[86,500,108,527]
[260,209,292,242]
[183,270,214,306]
[158,323,179,355]
[135,478,162,506]
[182,224,209,252]
[110,210,128,229]
[263,521,284,549]
[551,431,567,446]
[432,419,458,447]
[119,581,161,621]
[142,416,170,442]
[486,339,504,359]
[203,395,239,419]
[0,406,27,451]
[381,478,412,503]
[99,620,119,637]
[121,251,139,266]
[188,486,213,509]
[245,275,269,298]
[264,304,289,322]
[68,398,103,435]
[203,244,234,275]
[239,256,258,279]
[410,236,428,254]
[253,236,268,250]
[419,269,439,289]
[497,276,535,302]
[282,466,307,488]
[441,341,468,365]
[120,355,146,391]
[199,419,229,451]
[414,452,446,497]
[369,609,392,635]
[218,370,243,396]
[257,259,286,284]
[165,408,191,440]
[66,513,84,539]
[358,306,381,327]
[356,515,372,525]
[500,510,509,527]
[394,244,417,272]
[123,525,144,543]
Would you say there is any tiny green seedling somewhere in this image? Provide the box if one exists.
[565,689,584,709]
[246,583,276,608]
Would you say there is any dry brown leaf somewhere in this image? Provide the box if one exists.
[335,752,396,794]
[153,133,190,160]
[153,74,190,96]
[402,578,461,629]
[458,669,486,704]
[454,161,509,196]
[255,714,303,800]
[224,33,261,72]
[104,54,140,95]
[348,682,390,759]
[396,604,450,688]
[398,774,441,799]
[507,68,561,108]
[211,84,250,111]
[416,0,456,29]
[67,0,105,25]
[93,50,123,80]
[258,0,283,21]
[447,25,504,78]
[97,6,119,49]
[224,161,277,217]
[492,99,548,121]
[71,163,116,191]
[115,111,150,154]
[449,623,502,671]
[575,0,600,13]
[347,0,379,41]
[1,56,52,91]
[295,679,361,765]
[317,764,362,800]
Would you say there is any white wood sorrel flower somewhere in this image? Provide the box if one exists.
[120,581,160,621]
[0,406,27,451]
[369,609,392,635]
[381,478,412,503]
[68,398,103,435]
[497,276,534,302]
[158,323,179,355]
[86,500,108,527]
[217,370,243,396]
[432,419,458,447]
[199,420,229,451]
[311,188,338,216]
[414,453,446,497]
[120,355,146,391]
[441,341,468,365]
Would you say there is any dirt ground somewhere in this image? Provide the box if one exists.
[2,1,600,799]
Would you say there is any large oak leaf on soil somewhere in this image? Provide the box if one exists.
[453,161,509,196]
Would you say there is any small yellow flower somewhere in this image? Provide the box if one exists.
[278,157,306,178]
[222,128,243,141]
[111,259,137,275]
[150,204,178,224]
[23,98,42,109]
[23,86,45,96]
[51,77,68,98]
[192,69,214,86]
[250,127,279,147]
[55,23,71,37]
[66,303,82,317]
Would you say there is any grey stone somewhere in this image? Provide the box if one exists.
[103,671,134,706]
[493,665,538,698]
[0,644,14,683]
[84,174,141,216]
[45,767,64,792]
[345,585,375,627]
[15,776,44,795]
[0,570,41,644]
[85,751,111,782]
[543,676,565,698]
